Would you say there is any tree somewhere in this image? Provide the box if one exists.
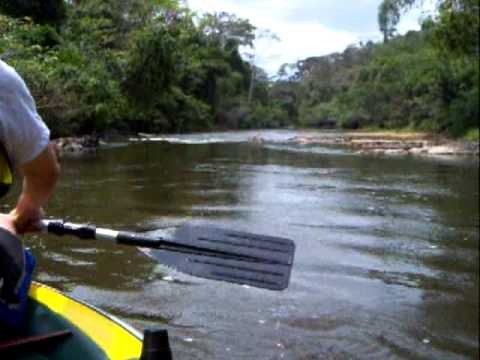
[433,0,480,56]
[123,23,176,106]
[194,12,256,116]
[243,29,279,104]
[378,0,420,42]
[199,12,255,50]
[378,0,401,42]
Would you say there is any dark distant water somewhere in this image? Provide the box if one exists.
[7,130,478,359]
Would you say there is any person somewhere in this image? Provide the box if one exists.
[0,58,60,330]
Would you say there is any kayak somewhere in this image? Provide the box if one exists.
[0,282,170,359]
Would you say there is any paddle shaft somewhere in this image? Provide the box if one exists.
[40,220,268,263]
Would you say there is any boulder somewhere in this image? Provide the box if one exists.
[52,135,99,155]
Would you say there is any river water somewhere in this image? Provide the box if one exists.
[8,130,479,359]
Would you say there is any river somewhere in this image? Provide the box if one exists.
[8,130,478,359]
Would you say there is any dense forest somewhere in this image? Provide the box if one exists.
[0,0,478,138]
[281,0,479,138]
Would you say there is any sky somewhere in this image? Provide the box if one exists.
[186,0,437,75]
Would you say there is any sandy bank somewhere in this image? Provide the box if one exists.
[263,131,479,157]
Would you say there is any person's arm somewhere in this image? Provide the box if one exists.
[9,144,60,233]
[0,214,17,234]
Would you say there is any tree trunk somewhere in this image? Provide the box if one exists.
[248,65,255,104]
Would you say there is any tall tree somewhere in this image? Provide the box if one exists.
[199,12,255,50]
[244,29,279,104]
[378,0,419,42]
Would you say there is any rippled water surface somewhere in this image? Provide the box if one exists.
[7,130,478,359]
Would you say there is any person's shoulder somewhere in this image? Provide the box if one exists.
[0,59,25,93]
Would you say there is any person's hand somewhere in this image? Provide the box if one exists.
[0,213,18,235]
[9,204,45,234]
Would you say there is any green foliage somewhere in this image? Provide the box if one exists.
[1,1,285,135]
[124,23,176,106]
[242,103,289,129]
[433,0,480,56]
[344,33,445,129]
[464,128,480,141]
[441,57,479,135]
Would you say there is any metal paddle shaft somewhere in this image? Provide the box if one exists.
[40,220,295,291]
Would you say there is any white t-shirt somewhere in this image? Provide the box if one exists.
[0,59,50,167]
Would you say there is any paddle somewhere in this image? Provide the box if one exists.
[40,220,295,291]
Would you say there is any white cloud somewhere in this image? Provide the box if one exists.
[186,0,437,75]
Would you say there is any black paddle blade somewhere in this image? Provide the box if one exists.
[41,220,296,290]
[142,225,295,290]
[142,248,293,291]
[171,225,295,266]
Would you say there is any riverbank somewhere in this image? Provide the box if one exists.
[280,131,479,157]
[54,130,479,158]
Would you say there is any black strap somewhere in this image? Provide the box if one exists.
[0,330,72,354]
